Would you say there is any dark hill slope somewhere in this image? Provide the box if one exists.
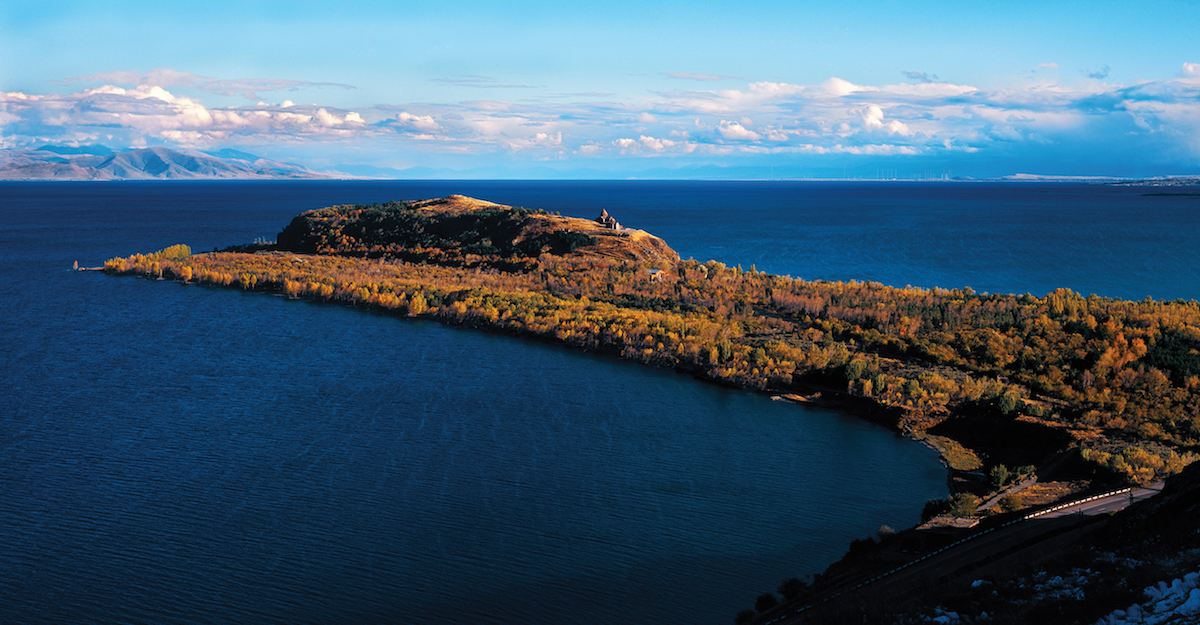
[857,462,1200,624]
[1098,457,1200,551]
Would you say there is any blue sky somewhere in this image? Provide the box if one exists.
[3,0,1199,178]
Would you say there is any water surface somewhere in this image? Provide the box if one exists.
[6,179,1193,624]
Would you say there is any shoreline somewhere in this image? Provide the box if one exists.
[94,258,1010,499]
[98,261,1142,608]
[97,244,1169,494]
[101,229,1195,505]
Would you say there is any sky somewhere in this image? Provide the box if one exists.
[3,0,1200,178]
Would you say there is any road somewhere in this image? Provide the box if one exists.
[1035,484,1160,518]
[766,483,1164,624]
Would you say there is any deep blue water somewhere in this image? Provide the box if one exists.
[1,180,1195,624]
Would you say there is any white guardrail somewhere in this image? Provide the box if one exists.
[1021,488,1132,520]
[761,487,1135,624]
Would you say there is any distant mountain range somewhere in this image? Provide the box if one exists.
[6,146,1196,183]
[0,146,335,180]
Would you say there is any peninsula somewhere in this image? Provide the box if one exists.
[103,195,1200,621]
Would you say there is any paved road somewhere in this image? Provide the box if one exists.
[1036,484,1160,519]
[768,483,1164,624]
[880,483,1164,587]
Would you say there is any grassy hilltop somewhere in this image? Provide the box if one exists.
[274,194,678,266]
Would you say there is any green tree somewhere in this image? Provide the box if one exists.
[989,464,1010,491]
[999,390,1022,414]
[904,378,923,397]
[717,339,734,362]
[845,358,867,381]
[949,492,979,517]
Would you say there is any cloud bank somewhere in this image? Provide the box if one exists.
[5,65,1200,176]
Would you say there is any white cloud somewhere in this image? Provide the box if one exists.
[861,105,886,128]
[0,84,383,149]
[613,137,638,152]
[212,110,249,126]
[395,112,441,132]
[746,81,808,98]
[717,120,761,140]
[989,126,1024,141]
[534,131,563,147]
[876,81,977,98]
[860,105,912,135]
[640,135,672,151]
[507,131,563,151]
[942,140,980,153]
[316,108,343,126]
[9,67,1200,173]
[765,128,791,141]
[610,135,680,154]
[820,77,860,97]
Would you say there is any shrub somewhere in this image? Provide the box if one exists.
[922,497,951,522]
[754,592,778,613]
[999,390,1022,414]
[989,464,1010,491]
[777,576,808,602]
[845,358,867,380]
[949,492,979,517]
[1000,494,1023,513]
[152,244,191,260]
[847,536,876,556]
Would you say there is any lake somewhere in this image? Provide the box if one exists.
[3,180,1195,624]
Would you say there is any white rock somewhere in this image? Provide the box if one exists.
[1180,588,1200,615]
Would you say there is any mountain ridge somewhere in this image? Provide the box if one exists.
[0,146,334,180]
